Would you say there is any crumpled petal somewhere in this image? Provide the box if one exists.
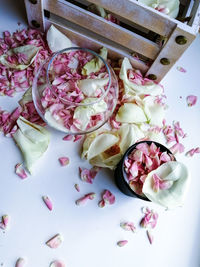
[13,116,50,173]
[142,161,190,209]
[75,193,96,206]
[185,147,200,157]
[186,95,197,107]
[47,25,72,52]
[79,166,100,184]
[102,190,115,205]
[46,234,63,248]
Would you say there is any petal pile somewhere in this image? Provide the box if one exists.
[98,190,115,208]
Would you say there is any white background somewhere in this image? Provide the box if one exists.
[0,1,200,267]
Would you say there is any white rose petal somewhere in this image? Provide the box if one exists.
[116,103,147,124]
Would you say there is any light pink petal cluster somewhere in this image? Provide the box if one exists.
[79,166,101,184]
[46,234,63,248]
[140,207,158,229]
[177,66,187,73]
[162,120,186,154]
[186,95,197,107]
[15,163,28,179]
[98,190,115,208]
[124,142,174,195]
[42,196,53,211]
[75,192,96,206]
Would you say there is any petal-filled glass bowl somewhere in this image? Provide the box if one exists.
[32,47,119,135]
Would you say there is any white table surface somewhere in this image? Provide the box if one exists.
[0,1,200,267]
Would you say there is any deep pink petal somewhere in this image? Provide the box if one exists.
[186,95,197,107]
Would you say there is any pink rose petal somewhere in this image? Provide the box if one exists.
[117,240,128,247]
[15,163,28,179]
[63,134,73,141]
[79,166,100,184]
[176,66,186,73]
[2,215,9,229]
[141,207,158,229]
[74,183,80,192]
[49,260,66,267]
[15,258,26,267]
[185,147,200,157]
[147,230,154,244]
[75,193,96,206]
[102,190,115,205]
[120,222,136,233]
[186,95,197,107]
[58,157,69,166]
[42,196,53,211]
[46,234,63,248]
[98,199,105,208]
[170,142,185,154]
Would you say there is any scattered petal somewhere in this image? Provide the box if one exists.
[170,142,184,154]
[79,166,100,184]
[120,222,136,233]
[98,199,105,208]
[176,66,186,73]
[49,260,65,267]
[117,240,128,247]
[75,193,96,206]
[147,230,154,244]
[102,190,115,205]
[42,196,53,211]
[74,184,80,192]
[185,147,200,157]
[15,163,28,179]
[58,157,69,166]
[63,134,73,141]
[46,234,63,249]
[15,258,26,267]
[2,215,9,229]
[140,207,158,229]
[186,95,197,107]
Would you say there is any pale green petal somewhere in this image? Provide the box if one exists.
[77,77,109,97]
[118,124,144,153]
[142,161,190,209]
[116,103,147,124]
[13,116,50,173]
[0,45,40,70]
[90,153,122,170]
[73,98,107,131]
[119,57,163,96]
[82,47,108,75]
[46,25,72,52]
[87,133,119,160]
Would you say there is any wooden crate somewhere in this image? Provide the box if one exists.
[24,0,200,81]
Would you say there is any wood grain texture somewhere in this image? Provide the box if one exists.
[45,17,149,73]
[43,0,160,59]
[80,0,176,37]
[146,26,195,82]
[24,0,45,31]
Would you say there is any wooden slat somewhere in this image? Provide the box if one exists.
[43,0,160,60]
[45,15,149,73]
[24,0,45,31]
[146,26,196,82]
[79,0,177,37]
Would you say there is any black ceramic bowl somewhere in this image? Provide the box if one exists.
[114,140,176,201]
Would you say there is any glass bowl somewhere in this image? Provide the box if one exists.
[114,141,176,201]
[32,47,119,135]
